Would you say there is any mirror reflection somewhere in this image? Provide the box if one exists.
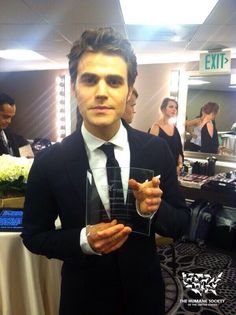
[184,74,236,156]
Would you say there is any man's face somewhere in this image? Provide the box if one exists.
[73,52,132,138]
[0,104,16,129]
[122,93,137,124]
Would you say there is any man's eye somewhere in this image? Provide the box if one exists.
[107,77,123,87]
[80,75,97,85]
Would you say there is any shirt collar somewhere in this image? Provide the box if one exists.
[81,121,128,152]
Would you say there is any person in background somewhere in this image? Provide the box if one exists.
[149,97,184,175]
[185,107,205,152]
[0,92,28,156]
[22,27,189,315]
[200,101,220,154]
[122,87,138,124]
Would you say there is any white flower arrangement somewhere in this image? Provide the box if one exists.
[0,154,33,198]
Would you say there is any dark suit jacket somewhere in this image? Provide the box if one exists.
[0,128,28,157]
[22,123,190,315]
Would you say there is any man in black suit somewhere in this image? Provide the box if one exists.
[122,87,138,124]
[0,93,28,156]
[22,27,190,315]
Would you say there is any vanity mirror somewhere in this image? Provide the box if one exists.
[183,70,236,163]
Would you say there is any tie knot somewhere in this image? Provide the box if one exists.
[99,143,119,168]
[99,143,115,159]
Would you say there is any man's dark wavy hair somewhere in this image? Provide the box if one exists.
[68,27,137,87]
[0,93,15,110]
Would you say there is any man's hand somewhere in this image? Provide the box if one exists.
[128,176,162,216]
[87,219,132,254]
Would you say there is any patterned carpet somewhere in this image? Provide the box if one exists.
[158,242,236,315]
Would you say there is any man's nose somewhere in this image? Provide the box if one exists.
[96,80,108,96]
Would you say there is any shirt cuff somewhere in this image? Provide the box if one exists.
[136,200,156,219]
[80,227,102,255]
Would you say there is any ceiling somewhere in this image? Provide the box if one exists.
[0,0,236,72]
[188,74,235,91]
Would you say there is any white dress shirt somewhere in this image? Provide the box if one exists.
[80,122,130,254]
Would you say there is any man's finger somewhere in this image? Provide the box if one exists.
[128,178,140,191]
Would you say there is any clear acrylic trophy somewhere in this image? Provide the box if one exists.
[86,167,154,236]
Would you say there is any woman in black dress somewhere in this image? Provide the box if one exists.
[149,97,184,175]
[200,102,220,154]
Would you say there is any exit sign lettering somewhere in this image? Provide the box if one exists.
[199,51,231,74]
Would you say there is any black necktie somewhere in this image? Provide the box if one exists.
[99,143,124,221]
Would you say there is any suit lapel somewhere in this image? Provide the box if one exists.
[125,124,145,168]
[0,137,7,154]
[62,130,106,222]
[3,128,19,156]
[62,130,89,208]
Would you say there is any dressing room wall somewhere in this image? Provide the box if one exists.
[0,61,197,141]
[0,69,67,142]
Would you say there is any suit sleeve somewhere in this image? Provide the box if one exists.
[21,153,83,262]
[14,133,29,147]
[151,139,190,239]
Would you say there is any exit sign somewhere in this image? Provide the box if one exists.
[199,51,231,74]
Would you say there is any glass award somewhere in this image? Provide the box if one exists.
[86,167,154,236]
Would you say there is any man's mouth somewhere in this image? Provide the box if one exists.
[92,105,112,111]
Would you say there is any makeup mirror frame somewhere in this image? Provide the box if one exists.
[178,69,236,164]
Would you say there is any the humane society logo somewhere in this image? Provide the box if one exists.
[182,272,223,296]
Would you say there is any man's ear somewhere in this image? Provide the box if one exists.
[127,87,133,101]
